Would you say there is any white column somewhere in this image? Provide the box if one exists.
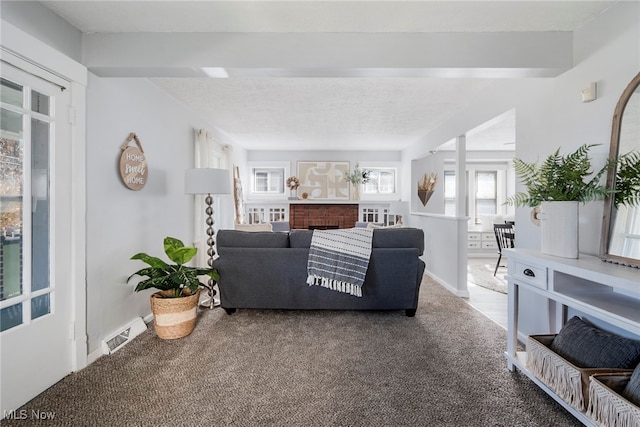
[455,135,469,297]
[455,135,466,218]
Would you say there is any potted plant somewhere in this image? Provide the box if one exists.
[506,144,639,258]
[344,163,371,200]
[128,236,219,339]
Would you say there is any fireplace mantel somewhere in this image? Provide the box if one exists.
[289,203,359,229]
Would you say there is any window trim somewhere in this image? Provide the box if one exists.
[443,161,508,223]
[247,161,290,200]
[358,162,400,201]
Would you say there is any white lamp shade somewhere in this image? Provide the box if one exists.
[184,168,231,195]
[388,201,409,217]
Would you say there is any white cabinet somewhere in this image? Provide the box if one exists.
[468,230,497,254]
[505,248,640,426]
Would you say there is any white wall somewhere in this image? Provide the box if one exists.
[402,1,640,336]
[0,1,82,62]
[86,74,244,355]
[410,213,469,297]
[245,149,403,203]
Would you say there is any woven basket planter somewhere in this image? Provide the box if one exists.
[150,289,200,340]
[587,373,640,427]
[526,335,632,411]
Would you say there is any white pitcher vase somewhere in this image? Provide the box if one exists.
[537,201,579,259]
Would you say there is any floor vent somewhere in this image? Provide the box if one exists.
[101,317,146,355]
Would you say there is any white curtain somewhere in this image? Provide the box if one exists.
[193,129,228,267]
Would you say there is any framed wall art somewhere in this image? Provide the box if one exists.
[296,161,350,200]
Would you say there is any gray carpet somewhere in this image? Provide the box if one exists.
[4,277,581,427]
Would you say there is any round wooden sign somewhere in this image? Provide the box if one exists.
[119,133,148,191]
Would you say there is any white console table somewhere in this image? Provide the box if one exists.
[504,249,640,426]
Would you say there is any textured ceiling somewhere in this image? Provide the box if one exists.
[40,0,617,151]
[151,77,497,150]
[44,1,614,33]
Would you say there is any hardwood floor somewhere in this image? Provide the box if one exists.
[465,257,508,329]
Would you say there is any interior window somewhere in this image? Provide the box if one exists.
[252,168,284,194]
[444,165,505,223]
[363,168,396,195]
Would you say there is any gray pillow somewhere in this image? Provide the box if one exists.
[289,230,313,248]
[622,363,640,406]
[549,316,640,369]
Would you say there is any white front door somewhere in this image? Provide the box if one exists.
[0,63,74,415]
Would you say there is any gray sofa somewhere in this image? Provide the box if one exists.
[215,228,426,317]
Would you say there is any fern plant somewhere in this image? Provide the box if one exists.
[613,150,640,208]
[506,144,620,207]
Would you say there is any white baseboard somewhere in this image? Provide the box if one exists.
[425,271,470,298]
[87,347,104,365]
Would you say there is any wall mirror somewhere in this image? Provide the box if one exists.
[600,72,640,268]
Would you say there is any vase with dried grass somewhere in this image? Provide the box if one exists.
[418,173,438,206]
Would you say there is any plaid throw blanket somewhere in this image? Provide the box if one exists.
[306,228,374,297]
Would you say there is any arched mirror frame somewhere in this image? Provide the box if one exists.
[600,71,640,268]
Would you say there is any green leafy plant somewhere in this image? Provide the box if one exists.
[506,144,640,208]
[344,163,371,185]
[613,150,640,208]
[127,236,219,298]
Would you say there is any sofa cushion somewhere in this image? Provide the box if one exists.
[372,228,424,255]
[234,223,273,232]
[622,362,640,406]
[217,230,289,248]
[549,316,640,369]
[289,230,313,248]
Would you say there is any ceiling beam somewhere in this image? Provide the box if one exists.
[83,31,573,78]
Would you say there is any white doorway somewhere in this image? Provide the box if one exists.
[0,63,75,414]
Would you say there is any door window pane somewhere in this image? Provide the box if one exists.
[0,78,23,108]
[1,108,24,302]
[1,237,22,300]
[31,119,50,292]
[31,91,50,115]
[0,303,22,331]
[31,293,50,320]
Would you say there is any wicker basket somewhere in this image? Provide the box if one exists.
[527,335,632,411]
[150,289,200,340]
[587,373,640,427]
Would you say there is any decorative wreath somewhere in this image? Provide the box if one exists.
[286,176,300,190]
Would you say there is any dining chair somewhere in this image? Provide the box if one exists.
[493,223,515,276]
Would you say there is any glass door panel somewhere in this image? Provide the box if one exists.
[1,103,25,331]
[0,79,53,331]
